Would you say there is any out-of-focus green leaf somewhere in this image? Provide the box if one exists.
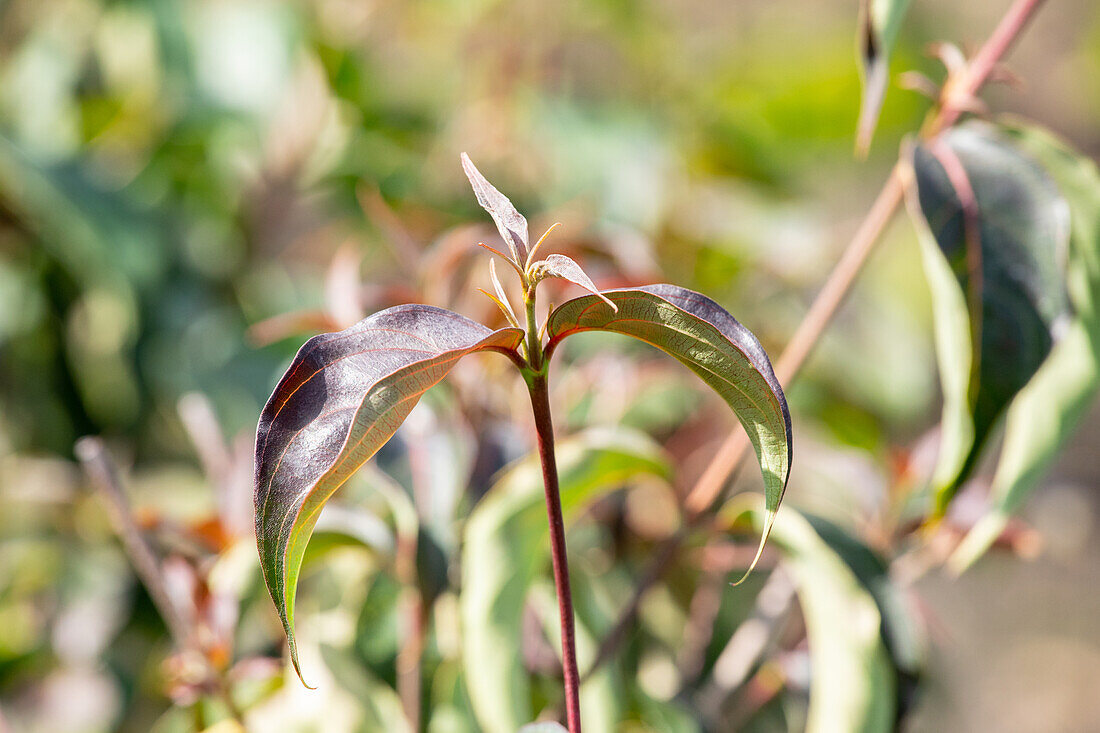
[547,284,792,582]
[460,428,669,733]
[530,578,621,733]
[320,644,413,733]
[951,121,1100,571]
[724,502,896,733]
[856,0,912,155]
[0,136,167,287]
[518,723,569,733]
[906,121,1071,514]
[807,517,925,703]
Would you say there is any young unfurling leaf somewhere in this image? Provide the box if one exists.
[479,258,520,327]
[254,305,523,681]
[461,152,529,264]
[529,254,617,312]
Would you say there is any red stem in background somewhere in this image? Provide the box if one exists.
[528,372,583,732]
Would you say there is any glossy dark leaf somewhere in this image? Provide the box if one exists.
[856,0,911,155]
[907,121,1071,513]
[529,253,617,311]
[254,304,523,682]
[546,284,792,581]
[461,152,529,263]
[951,121,1100,571]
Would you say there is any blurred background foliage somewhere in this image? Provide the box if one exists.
[1,0,1099,731]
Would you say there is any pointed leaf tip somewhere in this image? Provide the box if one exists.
[461,152,529,263]
[530,254,617,312]
[856,0,912,155]
[254,304,523,684]
[546,285,792,585]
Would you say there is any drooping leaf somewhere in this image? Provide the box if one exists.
[254,304,523,682]
[906,121,1072,513]
[461,428,670,733]
[807,517,925,693]
[951,121,1100,571]
[530,254,618,311]
[723,502,897,733]
[461,152,529,263]
[545,284,792,581]
[856,0,912,155]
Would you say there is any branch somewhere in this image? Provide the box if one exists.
[587,0,1050,677]
[75,437,196,650]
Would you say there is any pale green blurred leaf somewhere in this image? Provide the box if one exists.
[725,502,897,733]
[856,0,912,154]
[320,644,413,733]
[460,428,669,733]
[517,723,568,733]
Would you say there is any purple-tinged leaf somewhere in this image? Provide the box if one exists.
[461,152,529,263]
[546,284,791,582]
[906,121,1071,514]
[254,304,523,682]
[530,254,617,312]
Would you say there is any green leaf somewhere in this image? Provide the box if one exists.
[254,304,523,684]
[806,517,925,680]
[856,0,912,155]
[460,428,670,733]
[950,121,1100,571]
[906,121,1072,513]
[546,284,792,581]
[724,503,897,733]
[320,644,413,733]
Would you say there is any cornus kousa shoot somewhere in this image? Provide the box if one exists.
[253,153,793,731]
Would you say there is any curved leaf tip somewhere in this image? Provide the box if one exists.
[254,304,522,683]
[546,284,792,583]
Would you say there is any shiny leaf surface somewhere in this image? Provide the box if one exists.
[906,122,1071,512]
[951,121,1100,570]
[254,304,523,681]
[546,284,792,580]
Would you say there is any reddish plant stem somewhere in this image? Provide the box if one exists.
[588,0,1050,679]
[75,437,195,650]
[528,372,582,733]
